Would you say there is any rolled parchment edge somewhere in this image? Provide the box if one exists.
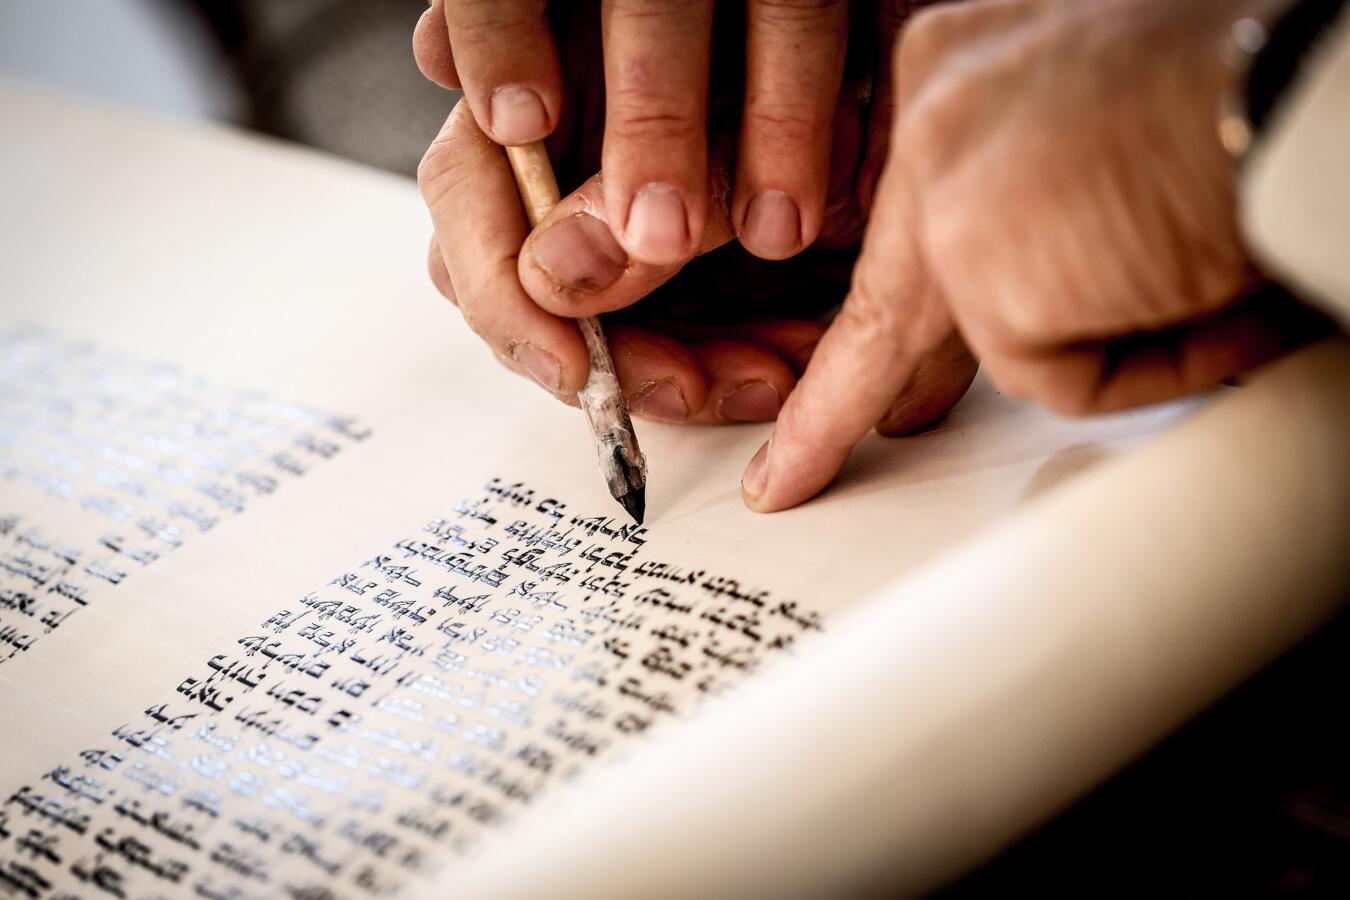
[444,338,1350,900]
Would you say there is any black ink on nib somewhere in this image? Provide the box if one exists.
[619,487,645,526]
[606,444,646,525]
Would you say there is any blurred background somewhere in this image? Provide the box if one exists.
[0,0,454,176]
[4,2,1350,896]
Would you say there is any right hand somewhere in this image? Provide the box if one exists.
[411,2,978,428]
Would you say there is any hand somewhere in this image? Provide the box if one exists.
[413,3,978,427]
[743,0,1326,512]
[417,0,873,263]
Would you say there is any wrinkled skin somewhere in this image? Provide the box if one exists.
[413,2,976,429]
[740,0,1327,512]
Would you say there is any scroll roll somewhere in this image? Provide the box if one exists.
[445,339,1350,900]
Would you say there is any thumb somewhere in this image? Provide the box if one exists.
[518,157,737,320]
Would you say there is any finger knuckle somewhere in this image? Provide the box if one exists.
[840,269,906,347]
[608,0,710,21]
[896,70,977,162]
[988,363,1097,417]
[441,289,491,343]
[744,101,824,145]
[753,0,843,10]
[1040,384,1098,417]
[983,364,1033,403]
[894,4,957,70]
[900,2,980,54]
[416,108,481,211]
[416,142,468,212]
[426,262,458,307]
[447,0,546,45]
[875,374,964,437]
[415,139,453,199]
[751,0,846,32]
[456,302,494,345]
[893,2,996,111]
[605,101,701,146]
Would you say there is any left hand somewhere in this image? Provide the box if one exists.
[742,0,1327,512]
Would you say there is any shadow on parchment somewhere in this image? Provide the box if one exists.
[1019,443,1114,504]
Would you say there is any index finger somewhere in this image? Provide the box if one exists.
[418,101,591,395]
[741,160,953,512]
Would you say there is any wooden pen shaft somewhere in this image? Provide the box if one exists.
[503,142,647,513]
[505,143,561,227]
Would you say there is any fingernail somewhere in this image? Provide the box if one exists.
[490,84,548,145]
[531,214,628,292]
[514,342,561,391]
[742,191,801,259]
[718,381,781,422]
[629,380,688,423]
[742,440,770,499]
[624,183,689,264]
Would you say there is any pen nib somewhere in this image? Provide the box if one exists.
[606,444,647,525]
[618,486,645,526]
